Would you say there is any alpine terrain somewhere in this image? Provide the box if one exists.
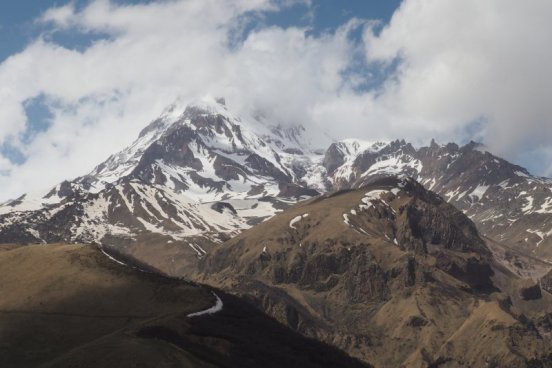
[2,98,552,367]
[1,97,552,275]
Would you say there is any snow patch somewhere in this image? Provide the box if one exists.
[521,195,534,213]
[289,213,309,229]
[536,197,552,214]
[361,155,423,177]
[189,243,207,257]
[469,184,490,201]
[360,189,389,209]
[99,247,127,266]
[343,213,350,226]
[526,228,552,247]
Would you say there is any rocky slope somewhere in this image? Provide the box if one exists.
[321,139,552,264]
[0,243,368,368]
[195,177,552,367]
[2,98,552,272]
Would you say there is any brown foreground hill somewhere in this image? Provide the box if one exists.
[0,243,368,368]
[195,177,552,367]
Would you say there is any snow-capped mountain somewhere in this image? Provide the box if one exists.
[0,98,322,269]
[2,97,552,270]
[321,139,552,262]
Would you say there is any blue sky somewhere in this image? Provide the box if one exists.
[0,0,401,62]
[0,0,551,200]
[0,1,134,62]
[262,0,402,33]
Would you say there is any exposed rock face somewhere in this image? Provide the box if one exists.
[343,247,389,303]
[322,143,346,175]
[519,279,542,300]
[540,270,552,294]
[210,202,237,215]
[433,252,495,290]
[390,178,488,255]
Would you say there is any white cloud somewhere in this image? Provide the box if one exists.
[40,3,76,28]
[1,0,552,201]
[362,0,552,164]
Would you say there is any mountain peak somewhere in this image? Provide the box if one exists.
[184,95,229,116]
[462,140,487,152]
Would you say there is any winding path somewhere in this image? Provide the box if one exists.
[187,292,223,318]
[99,247,127,266]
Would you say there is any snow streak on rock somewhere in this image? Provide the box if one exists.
[187,292,223,318]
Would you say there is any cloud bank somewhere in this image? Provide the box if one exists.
[1,0,551,201]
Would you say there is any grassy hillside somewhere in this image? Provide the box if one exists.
[0,244,368,368]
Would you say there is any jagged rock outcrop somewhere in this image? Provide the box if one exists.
[519,279,542,300]
[540,270,552,294]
